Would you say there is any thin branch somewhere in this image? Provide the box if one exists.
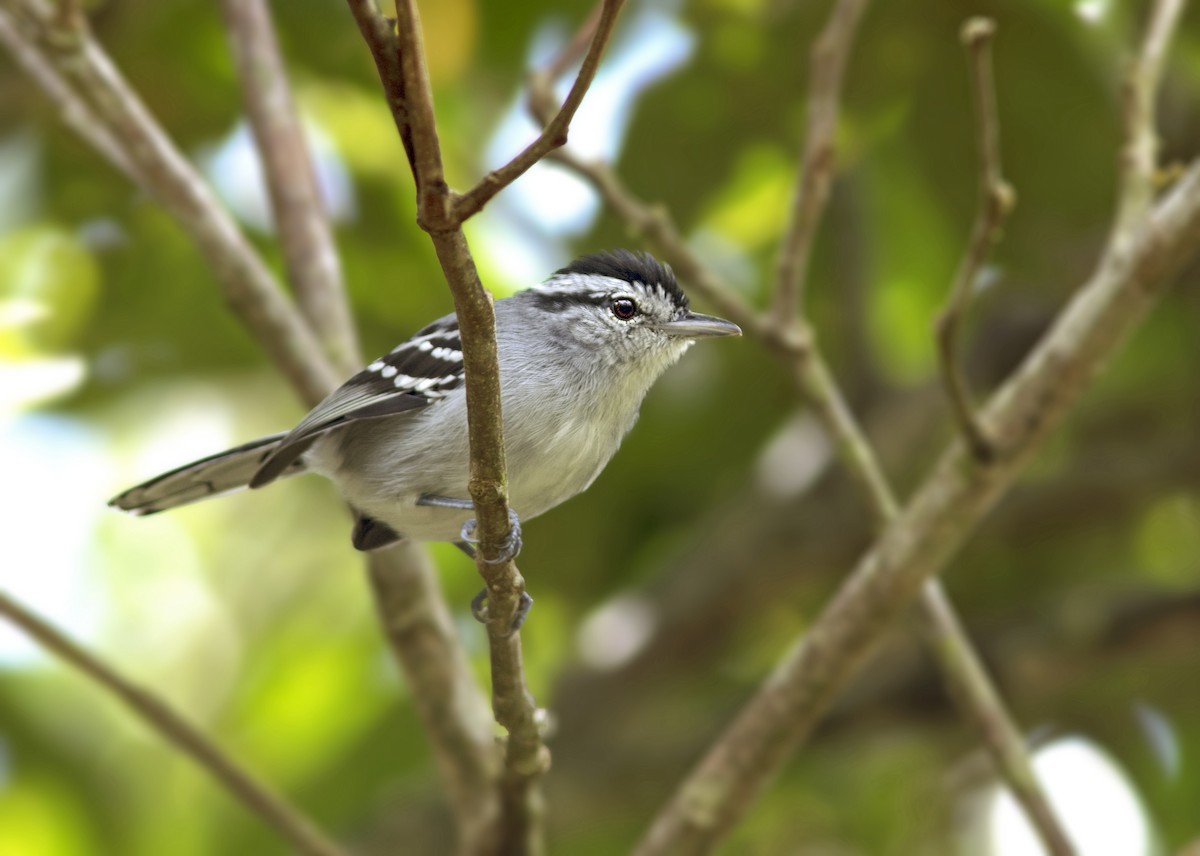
[452,0,625,221]
[366,548,500,851]
[342,0,417,174]
[934,18,1017,463]
[790,352,1075,856]
[631,159,1200,854]
[771,0,868,323]
[1,0,503,841]
[919,584,1078,856]
[365,1,569,848]
[392,0,449,228]
[546,148,779,343]
[0,9,138,182]
[0,0,339,406]
[219,0,360,376]
[1110,0,1187,244]
[0,591,348,856]
[542,1,605,83]
[552,33,1072,853]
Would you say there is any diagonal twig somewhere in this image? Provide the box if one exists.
[0,9,137,182]
[553,144,1076,856]
[771,0,868,323]
[219,0,360,376]
[934,18,1017,464]
[0,591,348,856]
[633,155,1200,854]
[628,3,1198,845]
[0,0,339,406]
[366,547,500,850]
[452,0,625,222]
[548,8,1074,853]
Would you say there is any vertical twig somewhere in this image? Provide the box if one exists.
[0,592,349,856]
[1110,0,1187,244]
[219,0,360,375]
[934,18,1017,464]
[772,0,868,323]
[347,0,631,846]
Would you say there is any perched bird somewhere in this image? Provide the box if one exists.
[110,250,740,616]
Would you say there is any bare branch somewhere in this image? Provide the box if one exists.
[0,0,339,406]
[919,584,1078,856]
[367,549,501,849]
[392,0,450,228]
[772,0,868,323]
[453,0,626,221]
[1111,0,1187,244]
[548,30,1069,850]
[219,0,360,376]
[934,18,1017,463]
[546,149,780,343]
[2,0,503,840]
[632,159,1200,854]
[0,591,348,856]
[0,9,137,182]
[541,1,605,83]
[342,0,417,173]
[364,2,562,846]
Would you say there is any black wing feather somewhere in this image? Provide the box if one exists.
[251,316,465,487]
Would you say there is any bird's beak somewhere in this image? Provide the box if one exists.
[658,311,742,339]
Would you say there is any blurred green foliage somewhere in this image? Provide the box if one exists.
[2,0,1200,854]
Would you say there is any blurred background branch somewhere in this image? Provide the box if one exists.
[0,0,1197,854]
[935,18,1016,464]
[218,0,360,376]
[0,592,347,856]
[544,5,1074,851]
[0,0,501,848]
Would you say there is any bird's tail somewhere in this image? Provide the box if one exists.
[109,432,307,515]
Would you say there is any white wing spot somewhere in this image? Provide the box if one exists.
[368,360,385,371]
[417,340,433,352]
[381,365,398,378]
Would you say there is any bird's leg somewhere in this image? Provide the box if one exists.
[417,495,523,563]
[452,536,533,631]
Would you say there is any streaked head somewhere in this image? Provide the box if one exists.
[525,249,740,371]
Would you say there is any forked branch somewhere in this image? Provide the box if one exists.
[453,0,626,221]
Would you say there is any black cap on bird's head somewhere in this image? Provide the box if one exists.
[545,249,741,340]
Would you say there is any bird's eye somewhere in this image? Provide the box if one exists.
[611,298,638,320]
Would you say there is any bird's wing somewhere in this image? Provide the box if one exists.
[251,314,465,487]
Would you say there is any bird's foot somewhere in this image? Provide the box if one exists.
[459,507,522,564]
[471,587,534,632]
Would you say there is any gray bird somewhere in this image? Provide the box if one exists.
[110,250,740,614]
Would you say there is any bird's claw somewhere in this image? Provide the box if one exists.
[471,587,534,633]
[459,507,522,564]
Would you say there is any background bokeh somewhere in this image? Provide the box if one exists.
[1,0,1199,853]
